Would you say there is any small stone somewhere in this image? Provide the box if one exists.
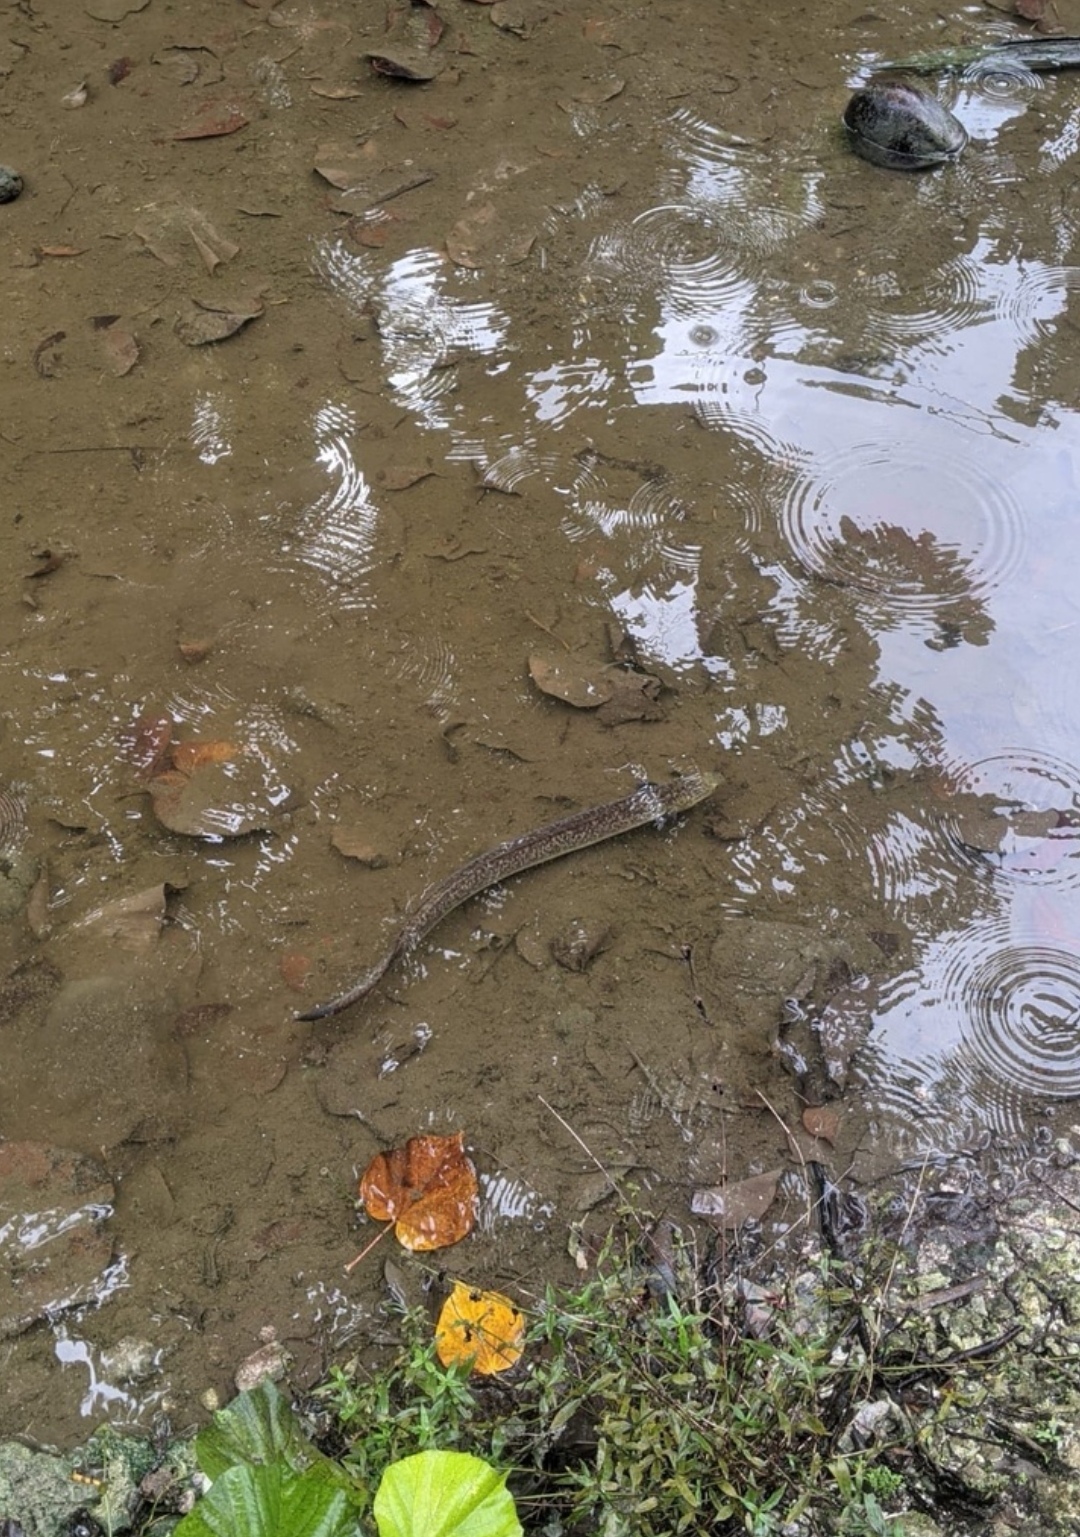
[0,166,23,203]
[234,1335,290,1393]
[99,1336,159,1385]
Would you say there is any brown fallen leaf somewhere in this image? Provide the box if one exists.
[313,140,380,191]
[801,1106,840,1146]
[174,103,249,140]
[445,200,500,269]
[572,77,625,106]
[528,653,613,710]
[73,881,178,952]
[146,738,277,840]
[394,107,458,131]
[311,82,365,99]
[190,224,239,274]
[690,1168,782,1229]
[96,319,139,376]
[365,46,442,81]
[37,245,87,259]
[177,637,213,663]
[330,826,390,866]
[174,295,263,346]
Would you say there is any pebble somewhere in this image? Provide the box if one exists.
[0,166,23,203]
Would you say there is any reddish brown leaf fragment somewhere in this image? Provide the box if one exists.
[107,56,133,85]
[177,637,213,662]
[280,951,312,992]
[311,82,365,99]
[174,104,249,140]
[583,17,618,44]
[37,245,86,259]
[98,320,139,376]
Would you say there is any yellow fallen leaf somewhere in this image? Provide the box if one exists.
[435,1281,525,1375]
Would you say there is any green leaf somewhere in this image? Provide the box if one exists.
[374,1450,522,1537]
[195,1380,315,1479]
[194,1379,359,1499]
[173,1462,359,1537]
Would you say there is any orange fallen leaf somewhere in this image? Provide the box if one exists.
[359,1131,478,1252]
[170,739,237,774]
[435,1281,525,1375]
[38,245,87,258]
[145,738,274,839]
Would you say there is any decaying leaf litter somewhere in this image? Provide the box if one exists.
[0,0,1073,1478]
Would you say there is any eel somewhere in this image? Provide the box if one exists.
[296,768,721,1021]
[883,36,1080,77]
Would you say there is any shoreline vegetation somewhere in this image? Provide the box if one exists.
[5,1134,1080,1537]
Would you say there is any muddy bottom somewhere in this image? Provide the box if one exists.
[4,0,1080,1446]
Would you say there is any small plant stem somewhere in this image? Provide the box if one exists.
[344,1221,393,1274]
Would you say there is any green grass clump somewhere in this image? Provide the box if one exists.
[314,1232,908,1536]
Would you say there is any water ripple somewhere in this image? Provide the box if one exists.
[866,915,1080,1151]
[666,108,825,256]
[286,412,380,610]
[588,206,754,323]
[961,936,1080,1099]
[775,438,1026,629]
[943,749,1080,887]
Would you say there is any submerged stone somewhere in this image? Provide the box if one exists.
[843,82,968,171]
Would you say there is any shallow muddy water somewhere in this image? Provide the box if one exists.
[4,0,1080,1445]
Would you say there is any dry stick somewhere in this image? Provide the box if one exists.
[756,1089,815,1240]
[872,1144,934,1337]
[343,1221,393,1275]
[523,610,572,650]
[537,1094,650,1237]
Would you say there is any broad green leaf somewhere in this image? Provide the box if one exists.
[173,1462,358,1537]
[193,1380,363,1506]
[195,1380,312,1479]
[374,1450,522,1537]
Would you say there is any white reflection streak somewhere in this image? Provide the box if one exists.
[191,395,232,464]
[295,410,379,609]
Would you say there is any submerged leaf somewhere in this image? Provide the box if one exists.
[146,738,275,840]
[691,1168,782,1228]
[175,296,263,345]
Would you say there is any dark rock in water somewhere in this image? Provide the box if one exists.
[0,165,23,202]
[843,82,967,171]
